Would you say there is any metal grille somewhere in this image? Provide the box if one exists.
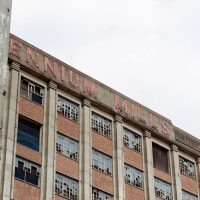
[124,164,143,188]
[123,128,142,153]
[179,157,195,179]
[55,173,78,200]
[182,191,198,200]
[57,97,79,122]
[91,112,112,138]
[92,149,112,175]
[92,188,113,200]
[154,178,172,200]
[56,133,78,161]
[15,157,40,186]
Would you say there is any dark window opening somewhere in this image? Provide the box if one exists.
[153,143,169,173]
[17,118,40,151]
[15,157,40,186]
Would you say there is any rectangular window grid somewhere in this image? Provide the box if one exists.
[20,77,44,105]
[179,156,195,179]
[55,173,78,200]
[124,164,143,188]
[92,149,112,175]
[56,133,78,161]
[182,191,198,200]
[17,118,40,151]
[91,112,112,138]
[154,178,172,200]
[15,157,40,186]
[92,188,113,200]
[57,96,79,123]
[123,128,142,153]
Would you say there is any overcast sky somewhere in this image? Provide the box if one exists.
[11,0,200,138]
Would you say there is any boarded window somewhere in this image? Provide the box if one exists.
[153,143,169,173]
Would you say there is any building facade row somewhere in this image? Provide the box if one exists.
[0,35,200,200]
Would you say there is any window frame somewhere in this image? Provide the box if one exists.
[55,173,78,200]
[92,149,112,176]
[123,127,142,153]
[20,77,44,106]
[56,132,79,161]
[91,112,112,139]
[124,163,144,189]
[17,118,40,152]
[92,187,113,200]
[57,96,79,123]
[152,143,169,174]
[15,157,40,186]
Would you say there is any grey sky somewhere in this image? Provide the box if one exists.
[11,0,200,137]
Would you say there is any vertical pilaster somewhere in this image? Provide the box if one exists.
[196,157,200,198]
[43,81,57,200]
[170,144,182,200]
[81,98,91,200]
[143,130,155,200]
[1,62,20,200]
[113,114,124,200]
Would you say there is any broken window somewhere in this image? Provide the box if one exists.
[20,77,44,105]
[17,118,40,151]
[91,112,112,139]
[182,190,198,200]
[57,96,79,123]
[179,156,195,179]
[124,164,143,188]
[92,188,113,200]
[123,128,142,153]
[154,178,172,200]
[55,173,78,200]
[153,143,169,173]
[15,157,40,186]
[92,149,112,176]
[56,133,78,161]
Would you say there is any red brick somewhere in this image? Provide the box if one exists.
[19,97,44,124]
[181,175,198,196]
[125,183,144,200]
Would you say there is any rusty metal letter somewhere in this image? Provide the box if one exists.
[114,94,128,113]
[69,70,80,87]
[9,38,21,58]
[26,47,39,67]
[44,57,57,77]
[83,79,97,97]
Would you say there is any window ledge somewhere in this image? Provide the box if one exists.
[14,178,40,188]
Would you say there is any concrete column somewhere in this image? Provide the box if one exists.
[81,98,91,200]
[113,114,124,200]
[170,144,182,200]
[143,130,155,200]
[43,81,57,200]
[1,62,20,200]
[196,157,200,198]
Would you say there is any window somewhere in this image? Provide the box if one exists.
[124,164,143,188]
[91,112,112,138]
[154,178,172,200]
[57,96,79,123]
[179,157,195,179]
[20,77,44,105]
[182,190,198,200]
[56,133,78,161]
[15,157,40,186]
[92,188,113,200]
[153,143,169,173]
[123,128,142,153]
[55,173,78,200]
[17,118,40,151]
[92,149,112,175]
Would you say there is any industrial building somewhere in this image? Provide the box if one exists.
[0,34,200,200]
